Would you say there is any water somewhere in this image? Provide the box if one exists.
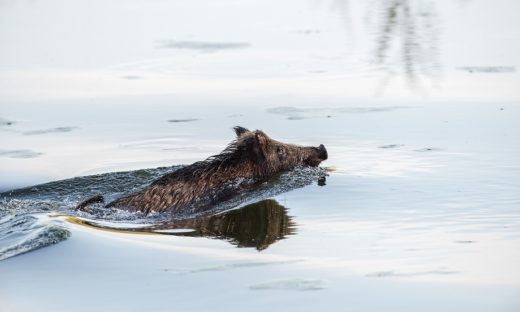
[1,0,520,311]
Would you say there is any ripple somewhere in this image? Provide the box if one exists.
[157,40,251,51]
[379,144,405,149]
[0,149,43,159]
[22,127,78,136]
[167,118,199,123]
[164,260,302,275]
[365,270,458,278]
[457,66,516,73]
[267,106,408,120]
[249,279,326,291]
[415,147,443,152]
[0,214,70,261]
[121,75,144,80]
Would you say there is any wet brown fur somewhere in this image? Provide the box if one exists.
[84,127,327,215]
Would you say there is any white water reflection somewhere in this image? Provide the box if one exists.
[0,0,519,101]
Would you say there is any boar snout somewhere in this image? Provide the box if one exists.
[317,144,328,161]
[304,144,328,167]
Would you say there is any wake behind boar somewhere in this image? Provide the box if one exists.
[77,127,328,215]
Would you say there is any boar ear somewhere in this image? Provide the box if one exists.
[241,131,265,163]
[234,126,250,137]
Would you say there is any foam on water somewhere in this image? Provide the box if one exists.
[0,214,70,260]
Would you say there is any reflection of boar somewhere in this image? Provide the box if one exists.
[150,199,294,250]
[78,127,327,215]
[72,199,295,250]
[169,199,295,250]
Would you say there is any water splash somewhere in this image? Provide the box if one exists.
[0,214,70,261]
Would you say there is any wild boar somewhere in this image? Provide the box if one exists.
[77,126,327,215]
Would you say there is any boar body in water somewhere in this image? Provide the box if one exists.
[77,127,328,215]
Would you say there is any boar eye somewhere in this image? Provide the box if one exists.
[277,147,286,159]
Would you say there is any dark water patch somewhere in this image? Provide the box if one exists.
[167,118,199,123]
[0,117,16,126]
[287,116,307,120]
[23,126,78,135]
[157,40,250,51]
[379,144,405,149]
[457,66,516,73]
[0,214,70,261]
[0,149,43,159]
[415,147,443,152]
[455,240,477,244]
[366,269,458,278]
[249,279,326,291]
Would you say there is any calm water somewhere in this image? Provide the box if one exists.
[1,0,520,311]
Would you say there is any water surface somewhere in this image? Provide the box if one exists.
[1,0,520,311]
